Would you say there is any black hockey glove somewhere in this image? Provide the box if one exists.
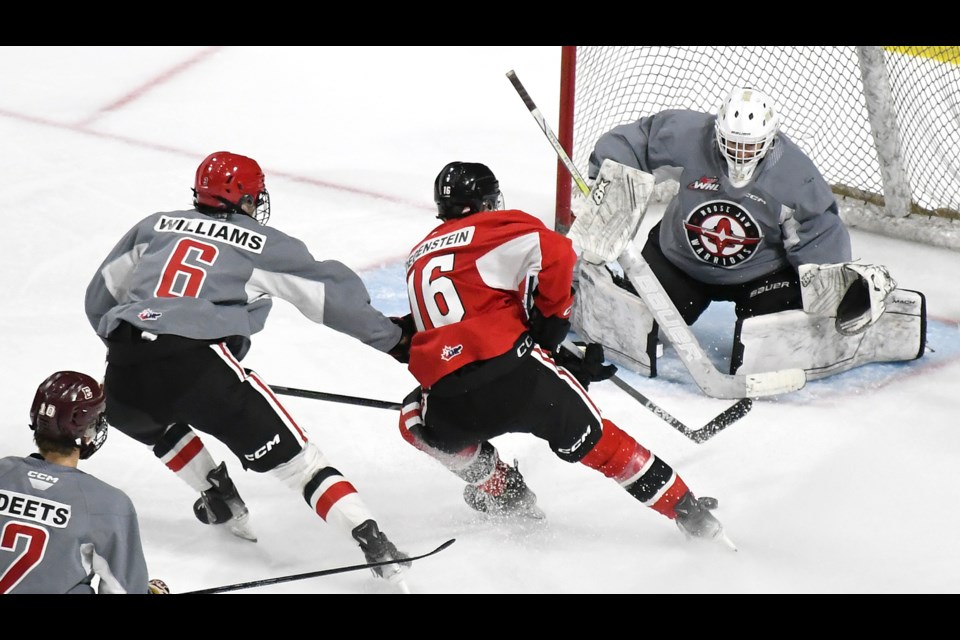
[528,305,570,355]
[555,342,618,390]
[388,314,416,364]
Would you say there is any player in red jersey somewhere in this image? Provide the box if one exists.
[395,161,734,548]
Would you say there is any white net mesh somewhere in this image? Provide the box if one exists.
[566,46,960,223]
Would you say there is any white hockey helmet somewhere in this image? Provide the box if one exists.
[714,86,780,186]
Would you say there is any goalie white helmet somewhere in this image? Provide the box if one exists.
[714,87,780,187]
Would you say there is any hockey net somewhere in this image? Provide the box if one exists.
[556,46,960,249]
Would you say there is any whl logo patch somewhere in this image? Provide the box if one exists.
[683,200,762,268]
[440,345,463,361]
[687,176,721,191]
[138,308,162,321]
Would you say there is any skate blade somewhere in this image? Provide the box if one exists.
[379,564,410,593]
[717,530,737,552]
[227,516,258,542]
[520,505,546,520]
[484,505,546,520]
[388,572,411,594]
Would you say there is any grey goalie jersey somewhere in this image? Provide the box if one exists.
[589,110,852,285]
[0,454,149,594]
[85,209,401,357]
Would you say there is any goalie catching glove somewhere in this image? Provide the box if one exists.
[799,262,897,336]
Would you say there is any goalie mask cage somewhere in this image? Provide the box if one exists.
[555,46,960,250]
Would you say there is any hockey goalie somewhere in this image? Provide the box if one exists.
[568,127,926,389]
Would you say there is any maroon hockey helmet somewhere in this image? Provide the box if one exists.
[192,151,271,225]
[29,371,108,460]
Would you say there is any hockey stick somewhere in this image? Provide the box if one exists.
[181,538,456,594]
[560,340,751,443]
[270,385,400,410]
[507,70,590,197]
[506,69,805,399]
[608,374,751,443]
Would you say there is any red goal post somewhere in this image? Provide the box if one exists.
[555,46,960,249]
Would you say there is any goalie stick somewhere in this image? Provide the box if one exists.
[181,538,456,594]
[560,340,751,443]
[506,69,806,399]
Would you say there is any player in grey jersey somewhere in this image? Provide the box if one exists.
[0,371,164,594]
[84,151,414,588]
[572,86,925,384]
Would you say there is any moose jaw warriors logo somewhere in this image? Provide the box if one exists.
[683,199,762,267]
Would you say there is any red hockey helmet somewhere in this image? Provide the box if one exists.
[29,371,108,460]
[193,151,271,225]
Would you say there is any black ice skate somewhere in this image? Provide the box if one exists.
[674,491,736,551]
[351,519,411,591]
[193,462,257,542]
[463,459,545,520]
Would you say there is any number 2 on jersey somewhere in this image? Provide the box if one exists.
[0,522,49,593]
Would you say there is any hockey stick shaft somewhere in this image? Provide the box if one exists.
[560,341,751,443]
[182,538,456,594]
[505,70,805,399]
[506,70,591,197]
[608,375,751,443]
[270,385,400,410]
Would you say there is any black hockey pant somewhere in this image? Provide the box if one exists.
[103,325,307,473]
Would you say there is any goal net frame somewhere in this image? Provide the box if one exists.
[555,46,960,250]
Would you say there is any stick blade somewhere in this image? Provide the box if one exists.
[742,368,806,398]
[689,398,752,443]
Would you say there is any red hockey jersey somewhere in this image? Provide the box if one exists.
[405,209,576,388]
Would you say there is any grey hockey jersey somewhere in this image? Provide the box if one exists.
[589,110,852,285]
[0,454,149,594]
[85,209,401,357]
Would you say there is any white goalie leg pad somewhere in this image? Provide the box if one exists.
[568,159,656,265]
[572,260,662,376]
[799,262,898,336]
[733,289,925,381]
